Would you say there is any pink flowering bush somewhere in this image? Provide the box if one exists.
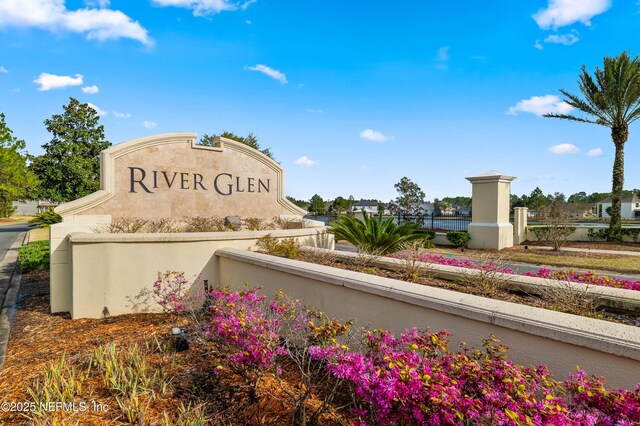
[311,328,640,425]
[204,287,640,425]
[526,268,640,291]
[152,271,192,315]
[390,252,640,292]
[207,287,289,388]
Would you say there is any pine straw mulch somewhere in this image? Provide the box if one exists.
[0,270,352,425]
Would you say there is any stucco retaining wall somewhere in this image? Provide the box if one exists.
[56,225,332,318]
[215,248,640,390]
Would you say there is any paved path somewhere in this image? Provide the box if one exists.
[0,224,30,369]
[0,224,31,263]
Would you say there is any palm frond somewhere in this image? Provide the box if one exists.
[543,113,597,124]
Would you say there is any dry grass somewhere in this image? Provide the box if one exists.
[501,251,640,274]
[28,227,50,242]
[0,215,33,225]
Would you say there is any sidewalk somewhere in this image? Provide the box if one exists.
[0,232,26,369]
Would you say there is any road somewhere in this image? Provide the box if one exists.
[0,224,31,264]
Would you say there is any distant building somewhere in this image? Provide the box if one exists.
[597,194,640,218]
[351,200,391,215]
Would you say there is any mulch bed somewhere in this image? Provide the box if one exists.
[296,252,640,328]
[0,270,351,425]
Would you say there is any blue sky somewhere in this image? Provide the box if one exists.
[1,0,639,202]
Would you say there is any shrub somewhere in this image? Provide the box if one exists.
[329,211,435,255]
[256,234,299,259]
[446,231,470,248]
[534,201,576,250]
[203,288,640,425]
[100,217,149,233]
[587,227,609,241]
[28,209,62,228]
[18,240,50,272]
[152,271,192,315]
[272,216,304,229]
[244,217,266,231]
[182,216,227,232]
[144,218,180,233]
[622,228,640,243]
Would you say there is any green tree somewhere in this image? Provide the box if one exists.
[286,196,309,209]
[199,131,275,160]
[309,194,325,214]
[0,113,38,217]
[545,52,640,240]
[388,177,425,218]
[527,187,548,212]
[30,98,110,202]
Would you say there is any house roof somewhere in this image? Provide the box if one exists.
[598,193,640,204]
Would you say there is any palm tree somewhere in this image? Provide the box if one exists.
[329,210,434,255]
[545,51,640,241]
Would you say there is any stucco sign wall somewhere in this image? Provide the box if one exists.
[55,133,306,219]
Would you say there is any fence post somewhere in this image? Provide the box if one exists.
[465,171,516,250]
[513,207,528,245]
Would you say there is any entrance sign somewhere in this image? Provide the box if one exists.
[56,133,306,219]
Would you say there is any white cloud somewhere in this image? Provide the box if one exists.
[587,147,604,157]
[293,156,317,167]
[360,129,391,142]
[533,0,611,30]
[143,120,157,128]
[0,66,7,73]
[534,39,544,50]
[33,72,83,91]
[84,0,110,7]
[435,46,449,69]
[113,111,131,118]
[549,143,579,154]
[0,0,152,46]
[81,84,99,94]
[151,0,255,17]
[506,95,573,116]
[306,109,324,113]
[544,33,579,45]
[245,19,251,25]
[247,64,287,84]
[87,102,107,116]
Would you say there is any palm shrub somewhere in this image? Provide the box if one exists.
[329,211,434,255]
[28,208,62,228]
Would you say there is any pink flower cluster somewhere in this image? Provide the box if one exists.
[207,287,289,370]
[152,271,191,314]
[526,269,640,291]
[204,288,640,425]
[311,328,640,425]
[390,252,640,292]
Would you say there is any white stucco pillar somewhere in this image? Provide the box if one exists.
[465,171,516,250]
[513,207,528,245]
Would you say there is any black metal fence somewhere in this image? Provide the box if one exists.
[396,213,472,232]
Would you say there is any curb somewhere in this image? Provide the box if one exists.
[0,232,27,370]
